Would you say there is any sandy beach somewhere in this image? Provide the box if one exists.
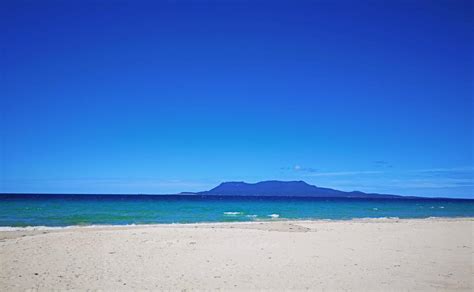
[0,218,472,291]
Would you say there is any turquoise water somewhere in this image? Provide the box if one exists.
[0,194,473,227]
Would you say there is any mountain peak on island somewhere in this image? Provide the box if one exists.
[198,180,402,198]
[215,180,312,188]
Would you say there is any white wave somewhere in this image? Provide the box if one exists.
[358,217,400,221]
[268,214,280,218]
[223,212,243,216]
[439,206,445,209]
[373,208,378,211]
[246,215,258,218]
[378,217,400,220]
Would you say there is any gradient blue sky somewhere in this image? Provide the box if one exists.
[1,0,473,197]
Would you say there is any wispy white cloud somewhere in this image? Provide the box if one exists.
[409,166,474,173]
[285,164,473,179]
[383,178,474,189]
[0,178,215,194]
[281,165,319,173]
[306,170,384,177]
[282,164,473,197]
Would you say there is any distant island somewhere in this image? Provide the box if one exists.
[2,180,432,199]
[191,180,406,199]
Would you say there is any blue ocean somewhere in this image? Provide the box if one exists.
[0,194,473,227]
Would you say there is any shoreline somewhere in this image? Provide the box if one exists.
[0,216,472,232]
[1,217,473,244]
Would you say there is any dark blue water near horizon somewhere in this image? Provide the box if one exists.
[1,194,473,227]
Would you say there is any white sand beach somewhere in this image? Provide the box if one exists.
[0,218,472,291]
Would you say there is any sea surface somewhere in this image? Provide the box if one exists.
[0,194,473,227]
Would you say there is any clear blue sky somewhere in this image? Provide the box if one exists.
[1,0,473,197]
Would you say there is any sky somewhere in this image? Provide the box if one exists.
[1,0,473,198]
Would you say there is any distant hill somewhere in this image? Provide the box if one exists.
[197,180,404,198]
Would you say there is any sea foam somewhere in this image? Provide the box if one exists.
[223,212,243,216]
